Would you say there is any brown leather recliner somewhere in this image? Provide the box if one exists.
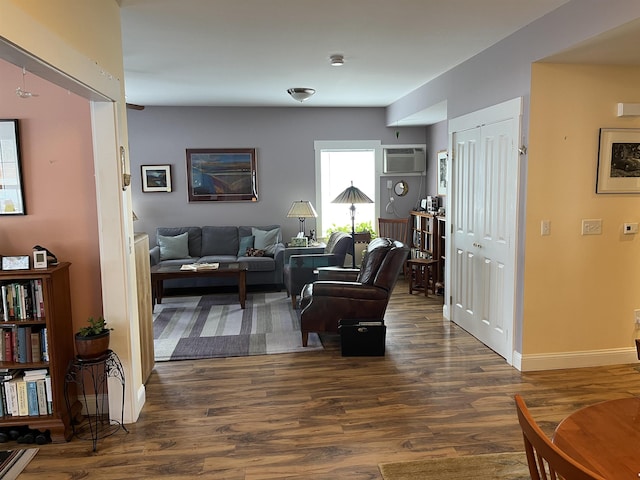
[299,237,409,346]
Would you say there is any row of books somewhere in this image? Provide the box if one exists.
[0,280,45,321]
[0,369,52,417]
[0,327,49,364]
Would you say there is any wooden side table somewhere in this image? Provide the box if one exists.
[407,258,439,296]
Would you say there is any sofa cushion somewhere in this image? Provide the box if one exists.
[201,226,239,256]
[198,255,238,264]
[237,235,254,257]
[156,227,202,258]
[252,227,280,257]
[158,232,190,260]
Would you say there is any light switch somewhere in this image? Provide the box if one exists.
[541,220,550,236]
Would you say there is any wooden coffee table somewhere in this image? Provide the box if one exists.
[150,263,248,308]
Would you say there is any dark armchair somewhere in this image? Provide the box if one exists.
[299,237,409,346]
[284,232,352,308]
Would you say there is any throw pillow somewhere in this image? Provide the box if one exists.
[158,232,190,261]
[237,235,254,257]
[246,248,265,257]
[252,227,280,257]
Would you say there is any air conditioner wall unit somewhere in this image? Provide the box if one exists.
[383,146,426,174]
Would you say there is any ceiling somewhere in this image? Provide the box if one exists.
[118,0,572,123]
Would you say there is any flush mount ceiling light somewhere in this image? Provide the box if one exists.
[287,88,315,102]
[330,54,345,67]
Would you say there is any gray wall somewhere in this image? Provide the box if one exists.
[128,106,427,243]
[388,0,640,127]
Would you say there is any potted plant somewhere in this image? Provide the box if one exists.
[74,316,112,359]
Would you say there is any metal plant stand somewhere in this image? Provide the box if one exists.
[64,350,128,451]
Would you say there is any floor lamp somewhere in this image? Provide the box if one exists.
[331,181,373,268]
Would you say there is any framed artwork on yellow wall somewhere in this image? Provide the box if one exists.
[596,128,640,193]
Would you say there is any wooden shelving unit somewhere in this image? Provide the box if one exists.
[0,262,76,442]
[410,211,446,295]
[410,211,436,260]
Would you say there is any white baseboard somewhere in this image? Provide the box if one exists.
[514,347,638,372]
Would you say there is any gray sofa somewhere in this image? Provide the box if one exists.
[149,225,285,289]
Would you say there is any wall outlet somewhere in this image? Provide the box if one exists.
[635,309,640,326]
[386,180,393,189]
[581,219,602,235]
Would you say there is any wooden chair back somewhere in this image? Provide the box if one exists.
[378,217,410,276]
[377,217,410,244]
[514,395,606,480]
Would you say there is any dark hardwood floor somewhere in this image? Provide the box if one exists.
[18,279,640,479]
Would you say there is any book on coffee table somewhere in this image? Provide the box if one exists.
[180,263,219,271]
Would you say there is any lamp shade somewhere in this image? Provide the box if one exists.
[287,200,317,218]
[331,182,373,205]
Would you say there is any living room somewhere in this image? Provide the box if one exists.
[2,0,640,476]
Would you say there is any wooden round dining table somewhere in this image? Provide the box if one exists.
[553,397,640,479]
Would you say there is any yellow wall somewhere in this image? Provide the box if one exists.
[524,63,640,354]
[3,0,124,86]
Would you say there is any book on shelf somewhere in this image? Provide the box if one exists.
[15,379,28,416]
[0,279,45,321]
[4,379,18,416]
[44,376,52,414]
[30,332,41,363]
[41,328,49,362]
[180,262,219,271]
[25,380,39,416]
[36,378,48,415]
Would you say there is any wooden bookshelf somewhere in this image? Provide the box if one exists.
[410,212,445,295]
[0,262,76,442]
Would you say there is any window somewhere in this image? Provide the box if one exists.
[314,141,381,238]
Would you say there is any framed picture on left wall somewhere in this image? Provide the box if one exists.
[0,119,26,214]
[141,164,172,192]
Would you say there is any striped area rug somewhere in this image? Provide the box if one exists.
[0,448,38,480]
[153,292,323,361]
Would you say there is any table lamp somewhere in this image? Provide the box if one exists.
[331,181,373,267]
[286,200,317,238]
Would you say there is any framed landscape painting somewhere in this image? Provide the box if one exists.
[596,128,640,193]
[186,148,258,202]
[141,164,172,192]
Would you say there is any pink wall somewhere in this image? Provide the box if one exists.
[0,59,103,331]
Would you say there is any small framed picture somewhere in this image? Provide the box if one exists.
[33,250,47,269]
[141,164,172,192]
[2,255,30,271]
[437,150,448,196]
[596,128,640,193]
